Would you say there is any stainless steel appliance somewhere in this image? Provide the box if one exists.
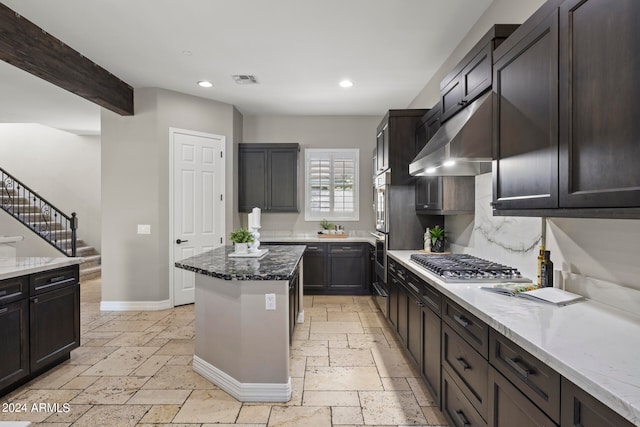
[374,171,390,233]
[410,253,530,283]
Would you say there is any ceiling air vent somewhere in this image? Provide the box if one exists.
[232,75,258,85]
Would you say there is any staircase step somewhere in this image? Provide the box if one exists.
[76,246,97,257]
[81,254,101,269]
[80,265,101,282]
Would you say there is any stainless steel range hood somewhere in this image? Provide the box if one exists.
[410,91,493,176]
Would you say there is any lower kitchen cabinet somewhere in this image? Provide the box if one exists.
[301,243,326,293]
[387,273,399,330]
[0,264,80,396]
[327,244,368,294]
[421,301,442,407]
[443,369,488,427]
[488,367,556,427]
[561,378,634,427]
[0,298,29,391]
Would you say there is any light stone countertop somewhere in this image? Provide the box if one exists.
[0,256,82,280]
[261,231,375,245]
[388,250,640,426]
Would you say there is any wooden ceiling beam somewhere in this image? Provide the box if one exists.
[0,3,133,115]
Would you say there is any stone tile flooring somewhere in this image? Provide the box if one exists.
[0,279,449,426]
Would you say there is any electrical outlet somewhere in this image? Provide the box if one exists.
[137,224,151,234]
[265,293,276,310]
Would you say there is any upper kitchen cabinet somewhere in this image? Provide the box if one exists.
[376,123,389,174]
[558,0,640,209]
[440,25,519,123]
[493,0,640,217]
[377,110,427,185]
[238,143,299,213]
[492,3,560,210]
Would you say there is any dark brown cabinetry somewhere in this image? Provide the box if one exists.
[558,0,640,209]
[492,6,559,210]
[301,243,326,293]
[238,143,299,212]
[266,242,369,295]
[0,265,80,396]
[440,25,518,123]
[493,0,640,217]
[561,377,634,427]
[376,123,389,174]
[0,297,29,391]
[327,244,368,294]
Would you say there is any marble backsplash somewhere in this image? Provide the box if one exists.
[445,173,543,282]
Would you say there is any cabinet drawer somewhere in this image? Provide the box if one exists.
[304,243,326,254]
[561,377,634,427]
[443,299,489,357]
[404,271,423,297]
[329,244,364,254]
[388,259,406,281]
[443,323,489,420]
[489,329,560,423]
[0,276,28,305]
[422,282,442,316]
[443,369,487,427]
[30,265,79,296]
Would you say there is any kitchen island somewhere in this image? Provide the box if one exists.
[175,244,305,402]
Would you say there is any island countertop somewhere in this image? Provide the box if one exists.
[175,244,305,281]
[0,256,82,281]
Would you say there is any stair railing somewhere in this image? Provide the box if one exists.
[1,166,77,256]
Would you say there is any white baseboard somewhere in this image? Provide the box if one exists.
[99,299,172,311]
[297,310,304,324]
[193,355,291,402]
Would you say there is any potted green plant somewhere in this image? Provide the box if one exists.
[319,219,334,234]
[229,228,254,253]
[429,225,446,252]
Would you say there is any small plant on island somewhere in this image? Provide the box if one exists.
[229,228,254,244]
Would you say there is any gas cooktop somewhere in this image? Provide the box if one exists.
[410,253,530,283]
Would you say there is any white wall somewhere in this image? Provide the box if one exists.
[242,115,380,233]
[0,123,101,252]
[101,88,238,304]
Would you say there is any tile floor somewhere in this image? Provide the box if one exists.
[0,279,449,426]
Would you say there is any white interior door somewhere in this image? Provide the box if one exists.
[171,129,225,306]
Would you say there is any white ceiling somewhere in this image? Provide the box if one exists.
[0,0,494,135]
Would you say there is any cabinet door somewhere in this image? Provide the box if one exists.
[407,294,422,365]
[443,369,488,427]
[422,305,441,408]
[461,44,492,106]
[268,148,298,212]
[488,367,556,427]
[492,9,559,210]
[30,284,80,371]
[0,299,29,391]
[558,0,640,208]
[302,244,327,294]
[328,244,367,294]
[397,285,408,345]
[561,378,634,427]
[416,176,443,212]
[239,147,268,211]
[441,76,464,122]
[376,124,389,173]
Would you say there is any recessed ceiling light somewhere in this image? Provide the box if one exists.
[339,80,353,88]
[197,80,213,88]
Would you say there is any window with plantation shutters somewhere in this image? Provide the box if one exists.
[305,149,359,221]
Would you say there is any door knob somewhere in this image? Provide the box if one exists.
[176,239,189,244]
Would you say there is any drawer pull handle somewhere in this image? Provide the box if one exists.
[35,277,76,292]
[507,357,532,379]
[424,295,437,309]
[455,409,471,426]
[408,282,420,294]
[0,307,8,314]
[455,356,471,371]
[453,314,470,328]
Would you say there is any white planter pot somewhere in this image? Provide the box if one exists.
[234,242,249,254]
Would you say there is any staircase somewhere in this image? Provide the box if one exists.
[1,168,101,281]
